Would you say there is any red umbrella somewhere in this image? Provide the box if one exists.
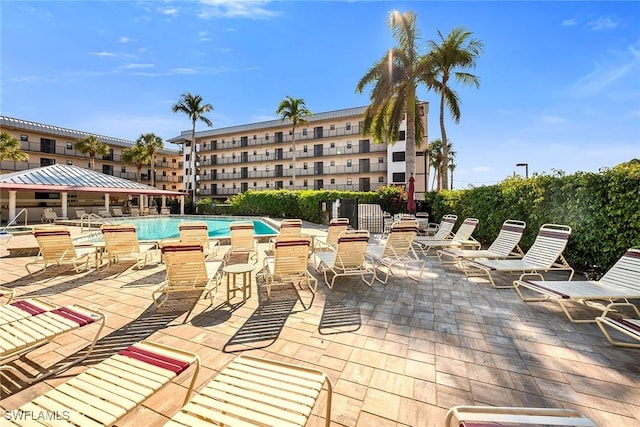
[407,175,416,213]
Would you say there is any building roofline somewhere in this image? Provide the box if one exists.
[1,116,179,155]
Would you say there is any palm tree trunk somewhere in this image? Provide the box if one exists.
[405,92,417,184]
[424,150,430,192]
[90,153,95,171]
[439,90,449,191]
[190,122,196,203]
[291,125,296,188]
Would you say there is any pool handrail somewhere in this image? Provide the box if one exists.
[2,208,28,231]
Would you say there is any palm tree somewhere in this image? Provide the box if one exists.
[448,157,457,190]
[426,138,455,191]
[355,10,428,185]
[425,26,483,190]
[171,93,213,204]
[74,135,109,170]
[136,133,163,187]
[121,143,149,183]
[276,96,311,187]
[0,131,29,162]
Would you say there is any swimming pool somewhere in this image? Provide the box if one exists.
[98,216,277,241]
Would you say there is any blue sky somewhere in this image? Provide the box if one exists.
[2,1,639,188]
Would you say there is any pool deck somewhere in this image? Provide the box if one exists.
[0,221,639,426]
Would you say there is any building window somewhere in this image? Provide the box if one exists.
[40,158,55,167]
[266,149,270,156]
[330,142,335,148]
[303,180,308,187]
[392,172,406,183]
[303,163,308,170]
[172,171,177,176]
[121,166,126,173]
[66,160,73,165]
[172,158,177,163]
[347,160,352,167]
[347,178,352,185]
[232,153,236,160]
[399,130,406,140]
[330,124,335,130]
[378,176,384,183]
[253,150,257,155]
[289,147,293,152]
[66,142,73,149]
[20,134,28,141]
[303,145,308,153]
[254,182,257,187]
[302,129,307,136]
[253,166,257,171]
[233,168,236,174]
[346,123,351,131]
[266,165,270,172]
[266,182,270,188]
[346,141,352,149]
[163,185,167,190]
[289,180,293,185]
[222,169,225,173]
[330,178,335,184]
[330,160,335,167]
[265,133,269,140]
[289,164,293,169]
[392,152,406,162]
[378,157,384,163]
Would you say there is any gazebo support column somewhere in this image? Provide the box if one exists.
[161,195,166,208]
[8,191,17,225]
[180,196,184,215]
[61,192,68,219]
[140,194,145,214]
[105,193,110,214]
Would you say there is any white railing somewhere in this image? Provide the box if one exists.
[2,208,28,231]
[80,213,104,233]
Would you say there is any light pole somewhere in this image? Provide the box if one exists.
[516,163,529,179]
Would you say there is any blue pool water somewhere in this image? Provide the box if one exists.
[106,216,277,241]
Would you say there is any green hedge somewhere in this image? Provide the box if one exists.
[425,160,640,273]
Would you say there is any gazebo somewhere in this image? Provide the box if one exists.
[0,164,185,224]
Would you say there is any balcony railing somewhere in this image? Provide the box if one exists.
[199,182,385,196]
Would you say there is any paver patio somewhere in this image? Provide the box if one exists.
[0,223,638,426]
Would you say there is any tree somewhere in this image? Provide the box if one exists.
[121,143,149,183]
[136,133,163,187]
[171,93,213,204]
[425,26,483,190]
[0,131,29,162]
[276,96,311,187]
[426,138,455,191]
[355,10,428,188]
[74,135,109,170]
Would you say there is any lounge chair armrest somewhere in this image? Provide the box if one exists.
[601,302,640,318]
[517,272,545,282]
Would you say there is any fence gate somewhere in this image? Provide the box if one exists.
[339,198,358,230]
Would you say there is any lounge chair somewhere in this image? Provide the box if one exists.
[419,214,458,241]
[100,223,155,272]
[445,405,596,427]
[366,219,424,284]
[111,206,125,217]
[164,354,332,427]
[97,208,111,218]
[414,217,480,256]
[40,208,57,223]
[315,230,376,289]
[438,219,526,267]
[314,217,349,252]
[25,226,94,276]
[465,223,574,289]
[1,299,105,383]
[154,243,223,308]
[269,218,303,250]
[263,236,317,298]
[513,248,640,322]
[8,340,200,426]
[130,207,141,216]
[0,286,15,304]
[225,221,259,264]
[596,303,640,348]
[178,221,222,260]
[75,207,87,219]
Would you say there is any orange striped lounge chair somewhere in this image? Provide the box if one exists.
[226,221,259,264]
[466,224,574,289]
[263,236,317,298]
[100,223,155,272]
[25,226,94,276]
[445,405,596,426]
[315,230,376,289]
[178,221,222,260]
[438,219,526,267]
[414,217,480,256]
[7,340,200,426]
[366,219,424,284]
[1,298,105,383]
[154,243,223,308]
[514,248,640,323]
[164,354,332,427]
[314,217,350,252]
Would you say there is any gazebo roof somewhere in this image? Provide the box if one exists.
[0,164,183,196]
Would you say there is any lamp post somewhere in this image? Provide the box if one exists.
[516,163,529,179]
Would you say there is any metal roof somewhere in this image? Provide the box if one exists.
[167,105,369,143]
[1,116,179,155]
[0,164,183,196]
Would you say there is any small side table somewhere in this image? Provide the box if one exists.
[223,263,254,303]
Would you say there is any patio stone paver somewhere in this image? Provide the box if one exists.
[0,223,639,426]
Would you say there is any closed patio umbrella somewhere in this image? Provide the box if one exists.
[407,175,416,213]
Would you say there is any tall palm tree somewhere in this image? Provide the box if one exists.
[171,93,213,204]
[426,138,455,191]
[74,135,109,170]
[448,157,457,190]
[425,26,483,190]
[276,96,311,187]
[121,143,149,183]
[136,133,163,187]
[0,131,29,162]
[356,10,428,185]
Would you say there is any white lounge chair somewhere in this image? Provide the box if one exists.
[314,217,349,252]
[596,302,640,348]
[414,217,480,256]
[465,223,574,289]
[514,248,640,322]
[366,219,424,284]
[225,221,259,264]
[418,214,458,241]
[445,405,596,427]
[263,236,317,298]
[315,230,376,289]
[25,226,94,276]
[178,221,222,260]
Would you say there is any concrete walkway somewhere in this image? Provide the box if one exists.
[0,223,638,426]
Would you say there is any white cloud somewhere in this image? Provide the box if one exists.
[197,0,279,19]
[586,17,619,31]
[119,37,133,44]
[541,115,568,124]
[562,19,577,27]
[122,63,155,69]
[160,7,178,16]
[199,31,211,42]
[89,51,117,57]
[170,67,199,75]
[10,75,38,83]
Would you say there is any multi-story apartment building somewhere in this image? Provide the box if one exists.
[0,116,183,211]
[168,104,429,202]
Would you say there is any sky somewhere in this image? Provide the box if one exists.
[1,0,639,189]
